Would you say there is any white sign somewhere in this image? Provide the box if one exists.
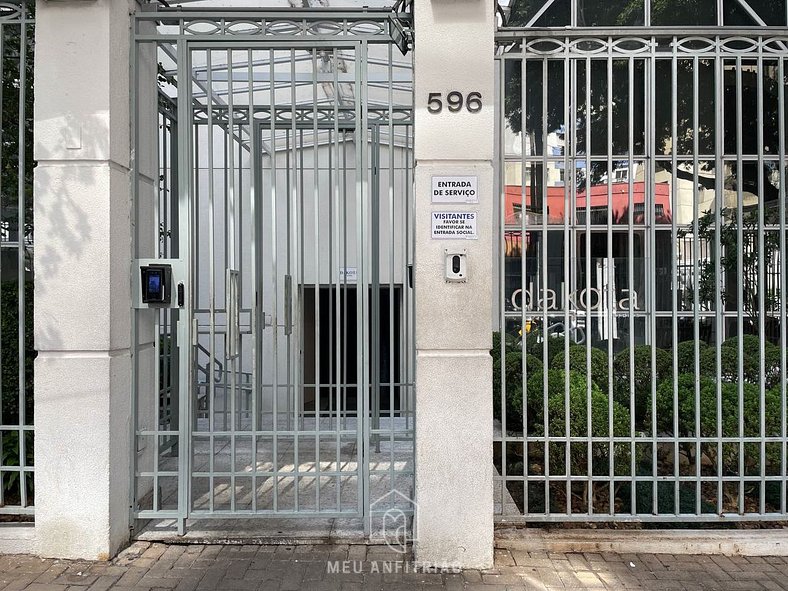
[339,267,357,282]
[431,175,479,203]
[431,211,478,240]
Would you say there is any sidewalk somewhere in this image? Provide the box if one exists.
[1,542,787,590]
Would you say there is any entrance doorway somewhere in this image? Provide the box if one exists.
[131,6,415,539]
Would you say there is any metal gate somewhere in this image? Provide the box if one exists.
[495,0,788,522]
[131,6,414,537]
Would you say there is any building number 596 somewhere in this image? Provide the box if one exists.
[427,91,482,114]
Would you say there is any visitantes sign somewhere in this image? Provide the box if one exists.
[431,175,478,203]
[431,211,478,239]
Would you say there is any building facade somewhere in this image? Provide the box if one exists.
[0,0,786,571]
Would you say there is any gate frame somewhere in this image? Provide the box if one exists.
[130,5,415,537]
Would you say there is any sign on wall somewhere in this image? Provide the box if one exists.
[431,211,478,240]
[339,267,357,282]
[431,176,479,204]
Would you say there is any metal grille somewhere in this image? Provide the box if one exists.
[131,7,414,536]
[0,0,33,518]
[495,12,788,520]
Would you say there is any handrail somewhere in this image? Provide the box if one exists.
[195,342,223,383]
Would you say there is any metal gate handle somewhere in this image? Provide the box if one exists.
[227,269,240,359]
[284,274,292,335]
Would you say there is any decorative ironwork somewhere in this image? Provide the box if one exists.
[507,35,788,56]
[190,105,413,127]
[136,9,413,52]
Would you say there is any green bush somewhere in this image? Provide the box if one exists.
[523,329,564,365]
[654,374,781,473]
[764,346,782,389]
[547,373,630,439]
[491,331,518,360]
[531,369,632,476]
[653,373,716,436]
[551,344,609,393]
[520,369,588,434]
[722,334,765,356]
[675,340,709,375]
[613,345,672,426]
[491,335,543,433]
[698,345,759,383]
[722,334,782,388]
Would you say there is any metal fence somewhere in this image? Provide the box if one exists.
[0,0,33,519]
[495,0,788,522]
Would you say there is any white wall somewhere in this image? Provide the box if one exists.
[34,0,138,560]
[413,0,495,570]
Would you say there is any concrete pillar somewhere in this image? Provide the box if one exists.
[33,0,136,560]
[413,0,495,570]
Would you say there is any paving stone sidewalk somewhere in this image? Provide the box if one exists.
[2,542,788,590]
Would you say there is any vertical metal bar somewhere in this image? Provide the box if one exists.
[311,48,321,513]
[694,54,702,518]
[714,53,724,517]
[736,55,745,515]
[246,49,258,513]
[248,48,259,514]
[584,55,592,516]
[756,50,766,514]
[16,3,26,510]
[568,50,577,509]
[333,48,342,513]
[627,55,635,515]
[495,55,505,515]
[152,108,161,512]
[176,36,194,532]
[360,40,371,531]
[370,126,380,459]
[585,57,594,515]
[0,18,6,509]
[518,54,526,512]
[226,47,237,513]
[269,48,279,514]
[565,47,572,512]
[207,49,216,514]
[778,57,786,517]
[327,121,334,512]
[647,52,658,517]
[670,46,680,516]
[297,124,304,510]
[387,42,396,514]
[293,46,302,511]
[606,47,615,515]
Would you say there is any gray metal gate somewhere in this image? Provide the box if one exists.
[131,6,414,537]
[495,0,788,522]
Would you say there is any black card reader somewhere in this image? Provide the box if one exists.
[141,265,172,305]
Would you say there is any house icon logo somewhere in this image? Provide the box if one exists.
[370,489,417,554]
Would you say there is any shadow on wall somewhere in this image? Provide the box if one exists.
[33,110,118,350]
